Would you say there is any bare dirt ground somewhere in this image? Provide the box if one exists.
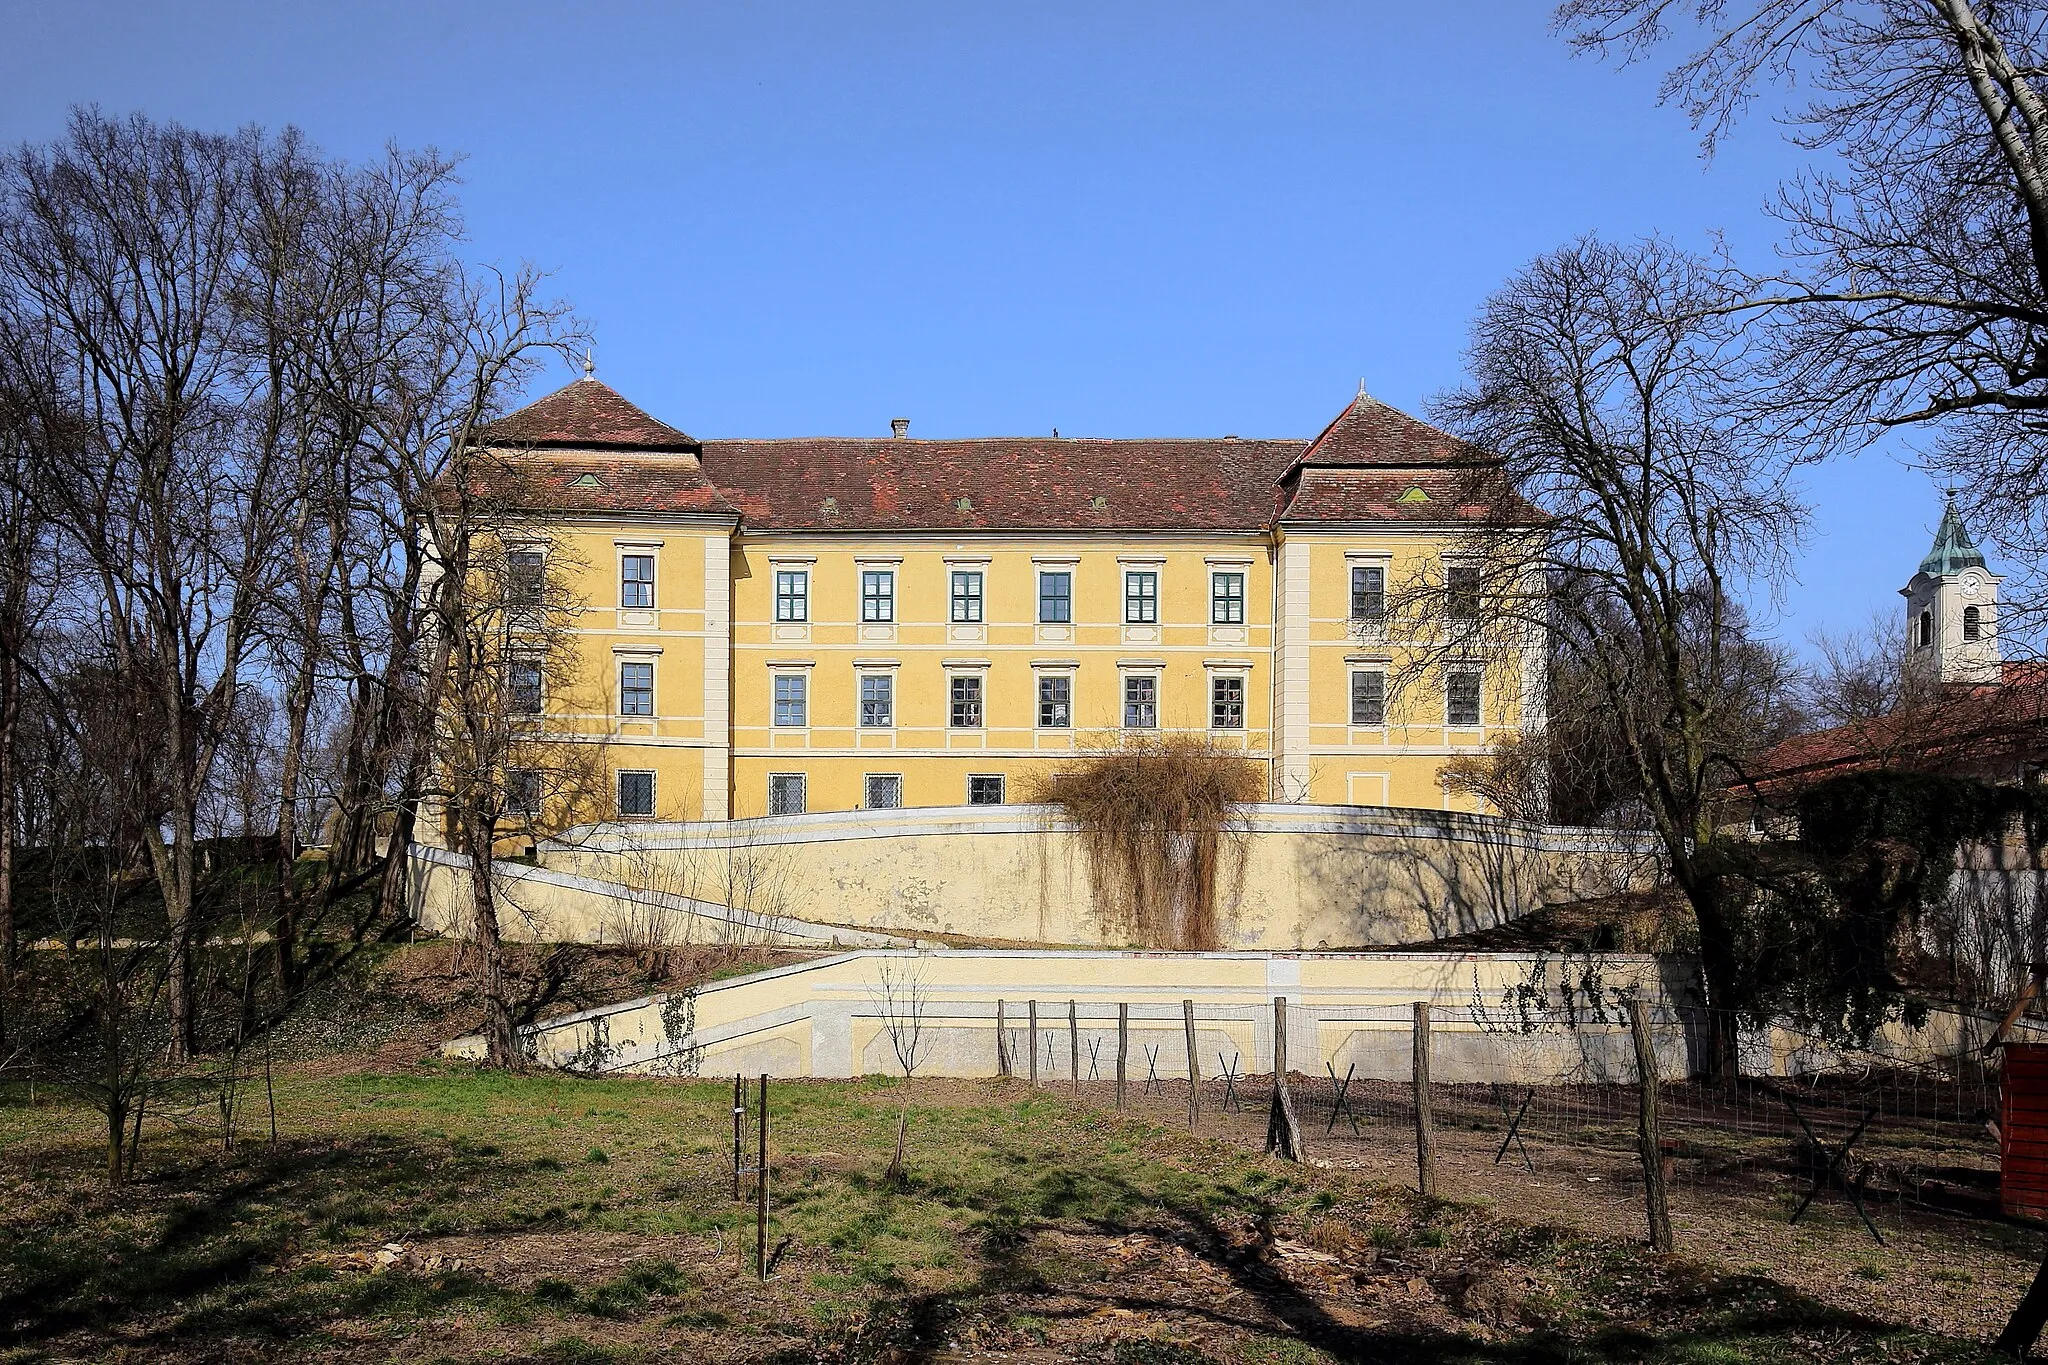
[1075,1070,2040,1346]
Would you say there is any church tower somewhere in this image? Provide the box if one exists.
[1902,496,2003,689]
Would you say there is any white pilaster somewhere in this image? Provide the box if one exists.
[701,532,732,820]
[1274,536,1313,800]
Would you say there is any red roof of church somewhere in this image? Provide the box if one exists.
[469,380,1524,530]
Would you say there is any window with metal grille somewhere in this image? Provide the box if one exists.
[1212,572,1244,624]
[1124,571,1158,624]
[861,569,894,622]
[1446,565,1481,621]
[859,674,893,727]
[1038,571,1072,623]
[864,773,902,809]
[950,570,984,623]
[1350,670,1386,726]
[508,660,543,714]
[1037,674,1071,728]
[617,770,655,817]
[1351,565,1385,621]
[774,569,808,622]
[505,767,540,815]
[967,774,1006,805]
[619,661,654,716]
[772,674,807,727]
[949,675,983,728]
[1123,675,1157,728]
[767,773,806,815]
[621,554,654,608]
[1447,670,1482,727]
[507,550,545,606]
[1211,675,1245,730]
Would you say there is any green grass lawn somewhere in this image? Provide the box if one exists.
[0,1068,2018,1364]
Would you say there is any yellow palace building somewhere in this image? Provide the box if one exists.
[474,374,1540,822]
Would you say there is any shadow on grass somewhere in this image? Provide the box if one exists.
[773,1150,2006,1365]
[0,1132,517,1351]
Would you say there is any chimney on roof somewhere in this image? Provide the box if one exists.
[890,417,910,439]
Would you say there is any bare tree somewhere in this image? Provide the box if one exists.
[1556,0,2048,613]
[870,957,935,1184]
[1431,235,1810,1078]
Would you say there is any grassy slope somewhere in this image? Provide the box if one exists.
[0,1067,2015,1365]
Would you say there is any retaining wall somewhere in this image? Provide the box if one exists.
[533,803,1660,950]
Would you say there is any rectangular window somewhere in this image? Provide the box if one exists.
[949,675,984,729]
[507,549,545,606]
[774,569,808,622]
[1211,571,1245,625]
[1350,669,1386,726]
[1351,565,1386,621]
[617,769,655,818]
[859,673,894,728]
[1123,675,1157,729]
[619,661,654,716]
[1446,565,1481,621]
[767,773,806,816]
[863,773,902,810]
[950,570,984,623]
[1038,570,1072,624]
[967,774,1006,806]
[1124,570,1158,624]
[772,673,808,727]
[505,767,540,815]
[508,660,543,715]
[1211,675,1245,730]
[1447,670,1482,727]
[861,569,895,622]
[620,553,654,609]
[1037,675,1072,728]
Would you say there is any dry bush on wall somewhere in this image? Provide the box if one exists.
[1021,734,1261,950]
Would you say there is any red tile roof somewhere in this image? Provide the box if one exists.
[701,437,1304,531]
[1292,393,1481,469]
[1743,675,2048,795]
[1278,467,1537,524]
[472,382,1517,531]
[473,378,696,451]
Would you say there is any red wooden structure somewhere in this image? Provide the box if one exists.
[2003,1043,2048,1219]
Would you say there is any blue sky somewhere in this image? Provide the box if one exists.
[0,1,1946,650]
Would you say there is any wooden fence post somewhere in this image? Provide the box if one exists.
[996,1000,1009,1078]
[1116,1003,1129,1110]
[1069,1001,1080,1095]
[756,1074,770,1279]
[1412,1001,1436,1198]
[1183,999,1201,1130]
[1629,998,1674,1253]
[1265,995,1304,1160]
[1028,1000,1039,1087]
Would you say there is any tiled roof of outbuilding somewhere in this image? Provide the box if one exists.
[473,378,696,450]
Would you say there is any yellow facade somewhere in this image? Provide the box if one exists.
[476,378,1537,822]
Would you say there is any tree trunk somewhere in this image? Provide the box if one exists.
[1689,880,1744,1083]
[0,638,18,1034]
[459,815,515,1068]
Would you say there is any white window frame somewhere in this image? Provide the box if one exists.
[772,672,808,728]
[858,671,895,729]
[863,773,903,810]
[619,660,655,717]
[966,773,1006,806]
[948,672,985,729]
[861,567,896,623]
[1036,672,1073,729]
[774,567,809,622]
[1350,668,1387,727]
[1122,673,1159,729]
[1209,672,1246,731]
[1446,668,1483,728]
[619,550,656,610]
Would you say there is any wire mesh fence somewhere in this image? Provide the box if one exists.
[981,996,2008,1246]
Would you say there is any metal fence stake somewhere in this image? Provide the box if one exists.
[1116,1003,1129,1109]
[1183,999,1201,1130]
